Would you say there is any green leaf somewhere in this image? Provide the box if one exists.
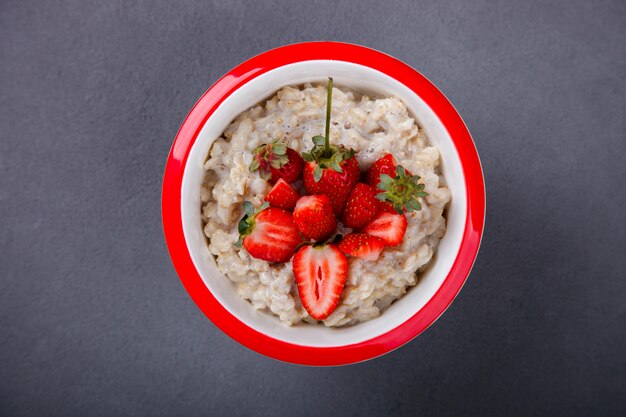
[375,193,387,201]
[416,191,429,198]
[270,159,282,169]
[249,159,260,172]
[329,159,343,173]
[301,152,313,162]
[313,165,323,182]
[405,199,420,211]
[396,165,406,177]
[243,201,255,216]
[378,174,394,188]
[237,201,270,249]
[272,142,287,155]
[259,169,271,181]
[312,135,325,146]
[237,216,249,235]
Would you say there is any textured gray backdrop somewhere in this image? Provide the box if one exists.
[1,0,625,416]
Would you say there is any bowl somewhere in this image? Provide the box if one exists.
[162,42,485,366]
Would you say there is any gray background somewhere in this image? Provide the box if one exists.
[1,0,625,416]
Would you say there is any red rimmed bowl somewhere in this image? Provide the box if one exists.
[162,42,485,366]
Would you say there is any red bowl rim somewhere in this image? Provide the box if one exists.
[162,41,485,366]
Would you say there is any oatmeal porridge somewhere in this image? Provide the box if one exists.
[201,82,450,327]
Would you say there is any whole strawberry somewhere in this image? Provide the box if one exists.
[250,141,304,184]
[292,243,348,320]
[342,183,380,229]
[375,165,429,214]
[293,195,337,242]
[301,78,360,215]
[303,157,360,215]
[366,153,398,187]
[236,201,302,263]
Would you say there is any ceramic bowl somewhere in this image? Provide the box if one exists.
[162,42,485,366]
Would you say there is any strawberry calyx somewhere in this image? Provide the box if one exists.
[235,201,269,247]
[302,140,355,182]
[375,165,429,214]
[301,77,355,182]
[249,141,289,181]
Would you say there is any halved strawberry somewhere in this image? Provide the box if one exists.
[361,211,408,246]
[250,142,304,184]
[341,183,380,229]
[338,233,385,261]
[237,202,302,262]
[293,195,337,242]
[292,244,348,320]
[264,178,300,210]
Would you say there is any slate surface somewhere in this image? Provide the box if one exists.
[1,0,625,416]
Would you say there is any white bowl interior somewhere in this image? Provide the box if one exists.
[181,61,466,347]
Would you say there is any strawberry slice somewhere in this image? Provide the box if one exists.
[237,202,302,263]
[341,183,380,229]
[293,195,337,242]
[292,244,348,320]
[264,178,300,211]
[338,233,385,261]
[361,211,408,246]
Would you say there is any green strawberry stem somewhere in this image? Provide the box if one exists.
[324,78,333,156]
[301,77,354,182]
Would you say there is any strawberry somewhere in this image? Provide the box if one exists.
[338,233,385,261]
[293,195,337,242]
[301,78,360,215]
[375,165,429,214]
[366,153,398,187]
[292,244,348,320]
[264,178,300,211]
[378,203,403,214]
[361,211,408,246]
[250,141,304,184]
[302,157,360,215]
[236,202,302,262]
[367,153,414,187]
[341,183,380,229]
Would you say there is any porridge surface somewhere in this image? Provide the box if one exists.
[201,84,450,327]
